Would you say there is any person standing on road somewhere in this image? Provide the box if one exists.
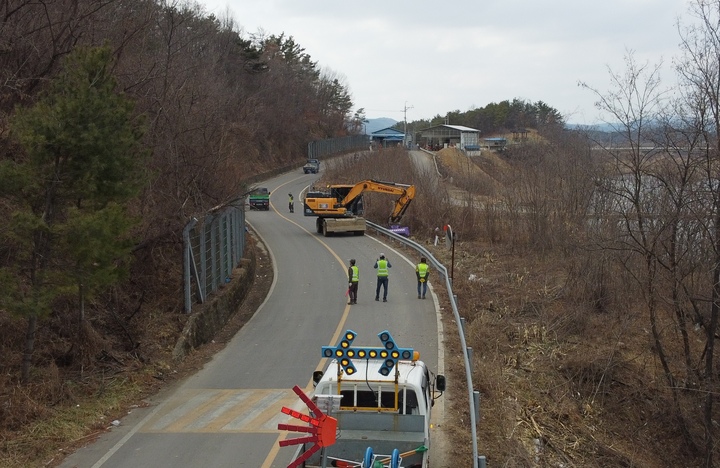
[374,253,392,302]
[288,193,294,213]
[347,259,359,305]
[416,257,430,299]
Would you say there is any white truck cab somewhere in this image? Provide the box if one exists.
[306,353,445,467]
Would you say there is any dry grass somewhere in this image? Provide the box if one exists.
[378,147,705,467]
[425,240,674,467]
[0,370,152,467]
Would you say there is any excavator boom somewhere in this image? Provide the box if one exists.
[336,180,414,223]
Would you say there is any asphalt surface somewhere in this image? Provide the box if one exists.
[59,166,443,468]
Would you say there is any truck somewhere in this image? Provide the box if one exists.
[303,159,320,174]
[278,330,445,468]
[248,187,270,210]
[302,180,415,237]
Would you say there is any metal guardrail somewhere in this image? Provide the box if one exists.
[366,220,481,468]
[183,204,246,314]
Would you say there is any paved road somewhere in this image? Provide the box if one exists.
[59,167,442,468]
[408,149,439,177]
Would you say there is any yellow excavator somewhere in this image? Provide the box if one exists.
[303,180,415,236]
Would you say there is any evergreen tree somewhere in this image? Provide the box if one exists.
[2,45,146,383]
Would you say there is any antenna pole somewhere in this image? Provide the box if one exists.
[403,101,414,148]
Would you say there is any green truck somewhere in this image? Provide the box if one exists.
[248,187,270,211]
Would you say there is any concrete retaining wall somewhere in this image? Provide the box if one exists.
[172,243,256,361]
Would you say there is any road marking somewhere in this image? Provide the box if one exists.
[139,389,305,433]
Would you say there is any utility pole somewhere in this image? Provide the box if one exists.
[403,101,414,148]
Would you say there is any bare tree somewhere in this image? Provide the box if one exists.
[675,2,720,464]
[583,39,720,463]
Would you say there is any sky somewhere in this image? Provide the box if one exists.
[198,0,693,125]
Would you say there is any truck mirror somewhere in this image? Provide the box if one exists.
[436,375,446,392]
[312,370,324,387]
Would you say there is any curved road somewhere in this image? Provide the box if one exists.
[60,167,443,468]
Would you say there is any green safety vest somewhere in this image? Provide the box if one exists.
[376,259,389,277]
[417,263,429,278]
[350,265,359,282]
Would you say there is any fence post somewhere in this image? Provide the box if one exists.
[183,217,198,313]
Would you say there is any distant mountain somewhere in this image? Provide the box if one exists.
[565,122,616,132]
[365,117,398,134]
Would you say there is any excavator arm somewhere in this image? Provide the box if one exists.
[303,179,415,226]
[338,180,415,223]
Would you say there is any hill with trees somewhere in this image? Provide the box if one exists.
[404,99,565,136]
[0,2,355,464]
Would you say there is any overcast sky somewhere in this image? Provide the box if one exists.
[199,0,692,125]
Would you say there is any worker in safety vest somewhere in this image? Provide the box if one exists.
[373,253,392,302]
[347,259,359,305]
[416,257,430,299]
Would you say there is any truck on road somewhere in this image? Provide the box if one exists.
[302,180,415,237]
[280,330,445,468]
[248,187,270,210]
[303,159,320,174]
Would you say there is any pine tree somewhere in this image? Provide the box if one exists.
[2,45,146,383]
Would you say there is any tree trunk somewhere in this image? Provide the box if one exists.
[79,281,85,325]
[703,212,720,467]
[21,313,37,384]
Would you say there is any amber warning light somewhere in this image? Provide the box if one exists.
[321,329,414,376]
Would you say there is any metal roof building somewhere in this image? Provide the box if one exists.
[370,127,405,148]
[419,124,480,151]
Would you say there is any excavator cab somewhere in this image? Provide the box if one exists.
[329,185,364,216]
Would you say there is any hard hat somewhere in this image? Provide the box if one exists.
[379,253,385,259]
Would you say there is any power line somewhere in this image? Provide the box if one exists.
[363,108,406,114]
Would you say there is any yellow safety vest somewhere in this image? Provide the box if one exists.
[376,259,389,277]
[416,263,429,279]
[350,265,359,282]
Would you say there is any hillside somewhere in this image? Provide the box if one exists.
[424,146,700,466]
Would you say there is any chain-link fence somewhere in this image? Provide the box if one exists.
[307,134,368,160]
[183,203,246,314]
